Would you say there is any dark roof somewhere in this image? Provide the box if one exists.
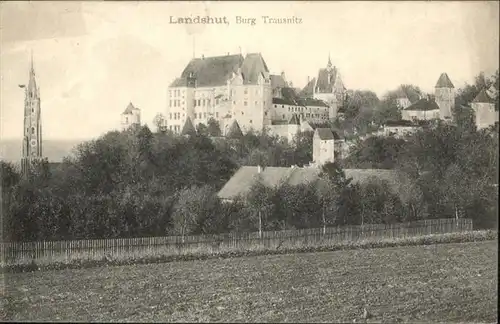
[226,119,244,139]
[218,167,406,200]
[435,73,454,88]
[271,120,289,125]
[315,67,338,93]
[297,97,329,107]
[122,102,139,114]
[472,89,494,103]
[181,117,196,136]
[240,53,269,85]
[272,97,296,106]
[270,74,287,89]
[315,128,335,140]
[300,78,316,97]
[288,114,300,125]
[170,54,244,88]
[403,98,440,111]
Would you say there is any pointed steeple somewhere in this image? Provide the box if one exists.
[226,119,243,139]
[181,117,197,136]
[28,50,37,98]
[327,53,332,71]
[288,114,300,125]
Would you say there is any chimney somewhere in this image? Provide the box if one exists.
[257,165,262,173]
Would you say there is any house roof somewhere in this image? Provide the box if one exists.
[226,119,244,139]
[300,78,316,97]
[315,68,338,93]
[217,166,407,200]
[170,54,244,88]
[435,73,454,88]
[122,102,139,114]
[315,128,336,140]
[384,119,429,127]
[288,114,300,125]
[297,97,329,107]
[472,89,495,103]
[272,97,296,106]
[240,53,269,85]
[181,117,196,136]
[403,98,440,111]
[270,74,287,90]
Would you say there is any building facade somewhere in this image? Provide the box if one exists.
[21,56,43,175]
[166,53,273,134]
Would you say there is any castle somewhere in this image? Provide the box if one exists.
[20,55,43,175]
[121,102,141,130]
[165,53,346,142]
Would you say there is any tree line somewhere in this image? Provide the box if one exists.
[1,71,498,242]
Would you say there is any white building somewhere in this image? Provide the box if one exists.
[121,102,141,130]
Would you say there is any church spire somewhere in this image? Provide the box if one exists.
[28,50,37,98]
[327,52,332,70]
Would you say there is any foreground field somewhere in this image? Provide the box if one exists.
[1,241,497,322]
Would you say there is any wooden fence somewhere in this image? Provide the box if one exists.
[0,218,473,267]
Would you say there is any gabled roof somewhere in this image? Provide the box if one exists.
[403,98,440,111]
[472,89,494,103]
[435,73,454,88]
[315,128,335,140]
[170,54,244,88]
[297,97,329,107]
[288,114,300,125]
[226,119,244,139]
[272,97,296,106]
[300,78,316,97]
[240,53,269,85]
[181,117,196,136]
[122,102,139,115]
[217,166,407,200]
[315,67,338,93]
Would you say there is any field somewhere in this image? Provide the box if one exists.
[1,241,497,323]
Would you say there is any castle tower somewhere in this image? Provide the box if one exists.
[121,102,141,130]
[20,53,43,176]
[434,72,455,121]
[471,89,499,130]
[312,128,335,166]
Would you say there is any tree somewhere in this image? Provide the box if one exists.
[207,118,222,137]
[152,113,166,133]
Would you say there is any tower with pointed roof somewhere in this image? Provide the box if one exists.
[121,102,141,130]
[434,72,455,121]
[21,53,43,176]
[471,89,499,130]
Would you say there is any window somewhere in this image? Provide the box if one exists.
[274,104,277,108]
[282,114,285,119]
[125,117,128,123]
[244,88,248,95]
[193,99,197,107]
[197,99,201,106]
[241,112,244,115]
[233,101,236,105]
[255,101,257,106]
[32,108,34,113]
[244,101,247,106]
[207,99,211,106]
[265,112,268,116]
[250,120,252,124]
[282,105,285,108]
[199,113,202,119]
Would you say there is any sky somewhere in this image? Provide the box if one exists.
[1,1,499,140]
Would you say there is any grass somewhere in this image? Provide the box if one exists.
[1,240,497,322]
